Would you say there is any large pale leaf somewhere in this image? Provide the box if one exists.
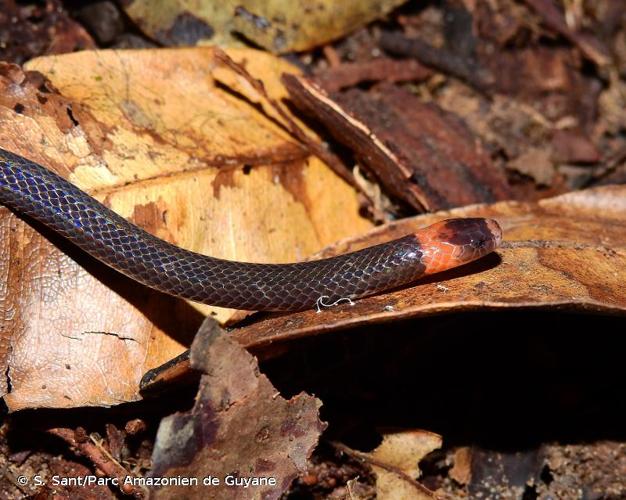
[0,48,370,410]
[233,186,626,349]
[124,0,407,53]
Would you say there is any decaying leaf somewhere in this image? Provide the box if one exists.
[150,318,325,499]
[123,0,406,53]
[334,430,441,499]
[0,1,96,65]
[0,47,371,410]
[0,3,624,500]
[507,147,555,186]
[283,75,512,212]
[371,430,441,499]
[550,129,600,164]
[232,185,626,350]
[449,447,472,486]
[379,31,495,94]
[522,0,610,67]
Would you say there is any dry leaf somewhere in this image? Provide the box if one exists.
[522,0,610,66]
[0,47,371,410]
[449,447,472,485]
[0,1,96,64]
[233,185,626,351]
[140,184,626,388]
[283,75,511,211]
[334,430,441,500]
[124,0,406,53]
[372,431,442,479]
[149,318,325,499]
[550,129,600,164]
[507,147,555,186]
[371,430,442,500]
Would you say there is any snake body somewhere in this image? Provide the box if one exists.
[0,148,502,311]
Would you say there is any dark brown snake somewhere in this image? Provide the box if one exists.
[0,148,502,311]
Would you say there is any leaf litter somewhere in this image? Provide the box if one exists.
[0,0,624,498]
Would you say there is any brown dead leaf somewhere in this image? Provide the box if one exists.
[232,185,626,351]
[598,74,626,136]
[124,0,406,53]
[398,2,601,132]
[551,129,600,164]
[436,90,557,171]
[149,318,325,499]
[482,46,597,127]
[522,0,610,67]
[379,32,495,94]
[449,447,472,486]
[0,1,96,65]
[508,147,555,186]
[0,48,371,410]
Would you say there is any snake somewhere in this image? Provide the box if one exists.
[0,147,502,311]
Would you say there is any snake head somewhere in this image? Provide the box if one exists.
[416,218,502,275]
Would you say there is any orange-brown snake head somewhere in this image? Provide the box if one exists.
[416,218,503,276]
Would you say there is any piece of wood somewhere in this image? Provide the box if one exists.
[284,75,511,211]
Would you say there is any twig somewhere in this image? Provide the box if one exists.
[48,427,146,498]
[379,31,493,95]
[329,440,437,498]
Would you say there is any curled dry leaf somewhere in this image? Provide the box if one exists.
[123,0,406,53]
[150,318,325,500]
[371,430,442,500]
[283,75,511,212]
[449,447,472,486]
[372,430,442,480]
[335,430,441,499]
[0,47,371,410]
[233,185,626,351]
